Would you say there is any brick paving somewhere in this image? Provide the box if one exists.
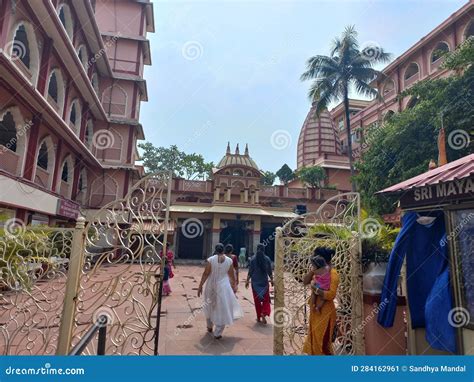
[158,264,274,355]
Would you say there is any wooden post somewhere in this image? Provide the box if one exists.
[273,227,284,355]
[56,216,86,354]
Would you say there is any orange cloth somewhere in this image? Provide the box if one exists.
[302,268,339,355]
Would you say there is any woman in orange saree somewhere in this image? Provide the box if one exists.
[302,248,340,355]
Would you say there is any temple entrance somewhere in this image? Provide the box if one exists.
[219,220,250,254]
[260,223,280,261]
[177,229,205,259]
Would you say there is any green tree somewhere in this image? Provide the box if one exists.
[276,164,295,185]
[138,142,214,180]
[296,166,326,188]
[300,26,391,191]
[261,171,276,186]
[355,39,473,215]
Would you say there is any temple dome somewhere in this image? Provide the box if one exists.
[217,143,260,170]
[297,103,342,169]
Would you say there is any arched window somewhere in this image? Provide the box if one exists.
[431,42,450,63]
[58,3,74,39]
[404,62,419,81]
[406,97,419,109]
[77,45,88,69]
[48,72,58,102]
[9,22,40,85]
[37,142,48,169]
[85,119,93,147]
[91,72,99,94]
[58,155,74,198]
[102,85,128,117]
[464,19,474,40]
[76,168,88,204]
[68,99,81,133]
[13,25,30,68]
[382,79,395,96]
[47,69,65,115]
[383,110,395,123]
[0,107,27,176]
[232,169,243,176]
[89,176,119,207]
[61,161,69,182]
[34,136,55,189]
[70,103,76,125]
[0,112,17,152]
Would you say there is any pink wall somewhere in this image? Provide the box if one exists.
[94,0,144,37]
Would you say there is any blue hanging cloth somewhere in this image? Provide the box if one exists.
[425,267,456,352]
[377,210,456,353]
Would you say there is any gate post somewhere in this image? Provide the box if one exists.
[56,216,86,355]
[273,227,284,355]
[350,237,365,355]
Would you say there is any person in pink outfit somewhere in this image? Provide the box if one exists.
[311,256,331,312]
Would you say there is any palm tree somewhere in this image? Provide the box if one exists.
[300,26,391,192]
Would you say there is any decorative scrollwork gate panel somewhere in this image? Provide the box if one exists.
[65,172,171,355]
[0,228,73,355]
[273,193,364,355]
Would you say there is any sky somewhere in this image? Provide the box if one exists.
[140,0,466,173]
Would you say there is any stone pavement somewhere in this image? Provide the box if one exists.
[158,264,274,355]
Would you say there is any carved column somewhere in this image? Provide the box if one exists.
[225,188,231,202]
[244,188,249,203]
[214,186,220,202]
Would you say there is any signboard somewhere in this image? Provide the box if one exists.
[56,199,80,219]
[400,177,474,209]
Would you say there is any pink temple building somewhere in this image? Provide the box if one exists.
[297,2,473,183]
[0,0,154,226]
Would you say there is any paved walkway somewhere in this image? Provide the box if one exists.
[158,264,274,355]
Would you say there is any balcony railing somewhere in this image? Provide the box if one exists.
[13,59,33,82]
[59,180,71,198]
[110,57,139,75]
[0,147,20,175]
[34,166,50,189]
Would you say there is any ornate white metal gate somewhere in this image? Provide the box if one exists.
[273,192,364,355]
[0,172,172,355]
[58,172,172,355]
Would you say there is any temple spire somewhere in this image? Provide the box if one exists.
[244,144,249,156]
[235,143,240,155]
[226,142,231,155]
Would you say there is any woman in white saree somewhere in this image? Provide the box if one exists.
[197,243,243,339]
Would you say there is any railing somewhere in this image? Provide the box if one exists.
[68,315,108,355]
[0,147,20,175]
[34,166,50,189]
[110,57,139,75]
[60,180,71,198]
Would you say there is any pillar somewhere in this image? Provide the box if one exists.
[214,186,220,202]
[70,161,82,200]
[37,38,53,95]
[22,114,41,181]
[255,189,260,204]
[211,215,221,251]
[225,188,231,202]
[79,103,89,142]
[51,140,63,192]
[244,188,249,203]
[252,216,261,253]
